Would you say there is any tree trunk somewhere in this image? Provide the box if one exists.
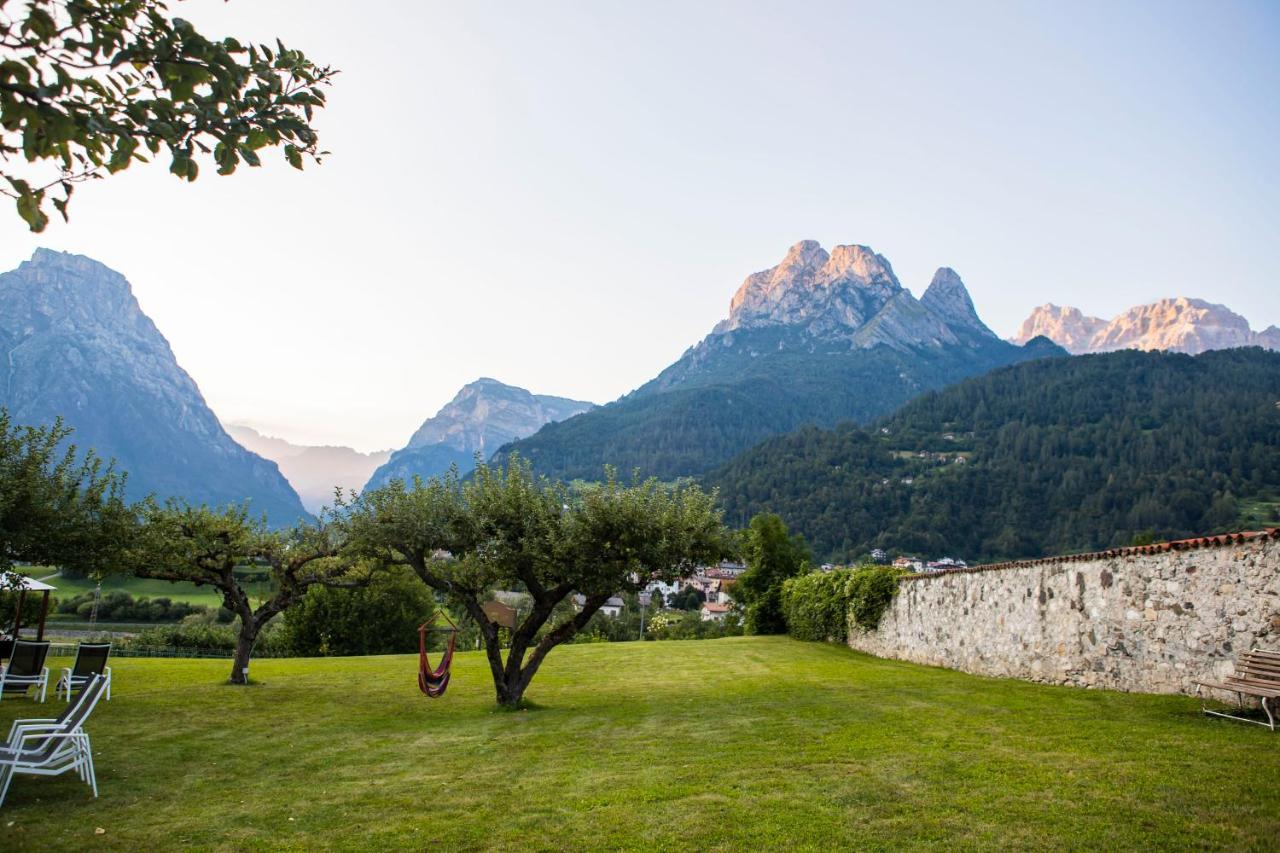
[488,594,610,708]
[228,624,257,685]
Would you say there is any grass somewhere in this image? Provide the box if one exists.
[0,637,1277,850]
[37,574,273,611]
[1237,495,1279,529]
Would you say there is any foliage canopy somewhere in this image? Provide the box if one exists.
[709,348,1280,563]
[0,408,133,582]
[130,500,362,683]
[344,457,730,706]
[732,513,811,635]
[0,0,334,230]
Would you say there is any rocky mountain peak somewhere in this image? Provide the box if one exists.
[6,249,145,328]
[1010,304,1107,353]
[718,240,904,336]
[1012,298,1277,355]
[405,378,593,455]
[0,250,308,525]
[711,239,997,352]
[823,244,896,284]
[365,379,595,490]
[921,267,995,336]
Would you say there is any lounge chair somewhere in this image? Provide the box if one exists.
[56,643,112,703]
[0,640,50,703]
[0,673,108,807]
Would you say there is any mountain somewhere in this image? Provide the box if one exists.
[225,425,391,514]
[365,378,594,488]
[1012,298,1280,355]
[0,250,309,525]
[707,348,1280,563]
[500,240,1059,481]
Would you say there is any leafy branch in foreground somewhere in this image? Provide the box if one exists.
[0,0,335,231]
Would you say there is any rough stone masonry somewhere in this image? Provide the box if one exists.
[847,530,1280,694]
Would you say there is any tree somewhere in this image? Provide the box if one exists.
[1,409,134,582]
[667,585,704,611]
[344,458,729,708]
[280,565,435,657]
[131,501,361,684]
[732,513,811,635]
[1,0,335,231]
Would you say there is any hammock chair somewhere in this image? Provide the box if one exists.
[417,612,458,698]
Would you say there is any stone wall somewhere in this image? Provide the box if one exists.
[847,531,1280,694]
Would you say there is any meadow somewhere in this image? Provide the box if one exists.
[40,574,273,614]
[0,636,1276,850]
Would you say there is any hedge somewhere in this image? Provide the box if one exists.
[781,566,903,642]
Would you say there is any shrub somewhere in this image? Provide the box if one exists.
[645,609,744,641]
[124,616,289,656]
[782,566,903,642]
[56,590,208,622]
[278,565,436,657]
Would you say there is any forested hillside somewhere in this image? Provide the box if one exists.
[706,348,1280,562]
[506,338,1052,481]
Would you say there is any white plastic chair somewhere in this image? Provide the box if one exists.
[0,673,108,807]
[0,640,50,703]
[56,643,112,703]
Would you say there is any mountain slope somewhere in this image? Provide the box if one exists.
[225,425,391,513]
[365,378,593,488]
[502,240,1060,481]
[0,249,308,525]
[1012,298,1280,354]
[706,348,1280,563]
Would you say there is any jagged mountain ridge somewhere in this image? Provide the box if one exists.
[0,250,309,525]
[500,240,1059,481]
[1012,298,1280,355]
[365,378,594,488]
[225,424,391,514]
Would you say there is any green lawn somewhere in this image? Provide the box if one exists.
[38,574,272,611]
[0,637,1276,850]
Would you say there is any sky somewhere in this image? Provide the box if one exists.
[2,1,1278,451]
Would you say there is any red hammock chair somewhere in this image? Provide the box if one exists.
[417,612,458,698]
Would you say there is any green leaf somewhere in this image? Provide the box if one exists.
[16,191,49,233]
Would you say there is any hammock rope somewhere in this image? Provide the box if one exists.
[417,612,458,698]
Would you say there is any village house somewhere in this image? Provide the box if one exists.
[571,594,625,617]
[700,601,731,622]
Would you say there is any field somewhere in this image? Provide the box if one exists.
[38,573,273,612]
[1,637,1277,850]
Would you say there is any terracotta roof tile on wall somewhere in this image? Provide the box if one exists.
[901,528,1280,581]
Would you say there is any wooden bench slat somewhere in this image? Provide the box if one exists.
[1194,681,1280,699]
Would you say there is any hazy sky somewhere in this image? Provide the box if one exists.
[2,1,1277,451]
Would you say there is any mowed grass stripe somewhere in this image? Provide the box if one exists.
[0,636,1275,850]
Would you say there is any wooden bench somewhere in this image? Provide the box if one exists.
[1194,648,1280,731]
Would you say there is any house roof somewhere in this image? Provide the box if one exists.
[702,602,731,612]
[903,528,1280,581]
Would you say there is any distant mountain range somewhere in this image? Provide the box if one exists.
[0,250,308,526]
[499,240,1061,481]
[707,347,1280,563]
[10,244,1278,527]
[364,378,594,489]
[224,425,390,514]
[1011,298,1280,355]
